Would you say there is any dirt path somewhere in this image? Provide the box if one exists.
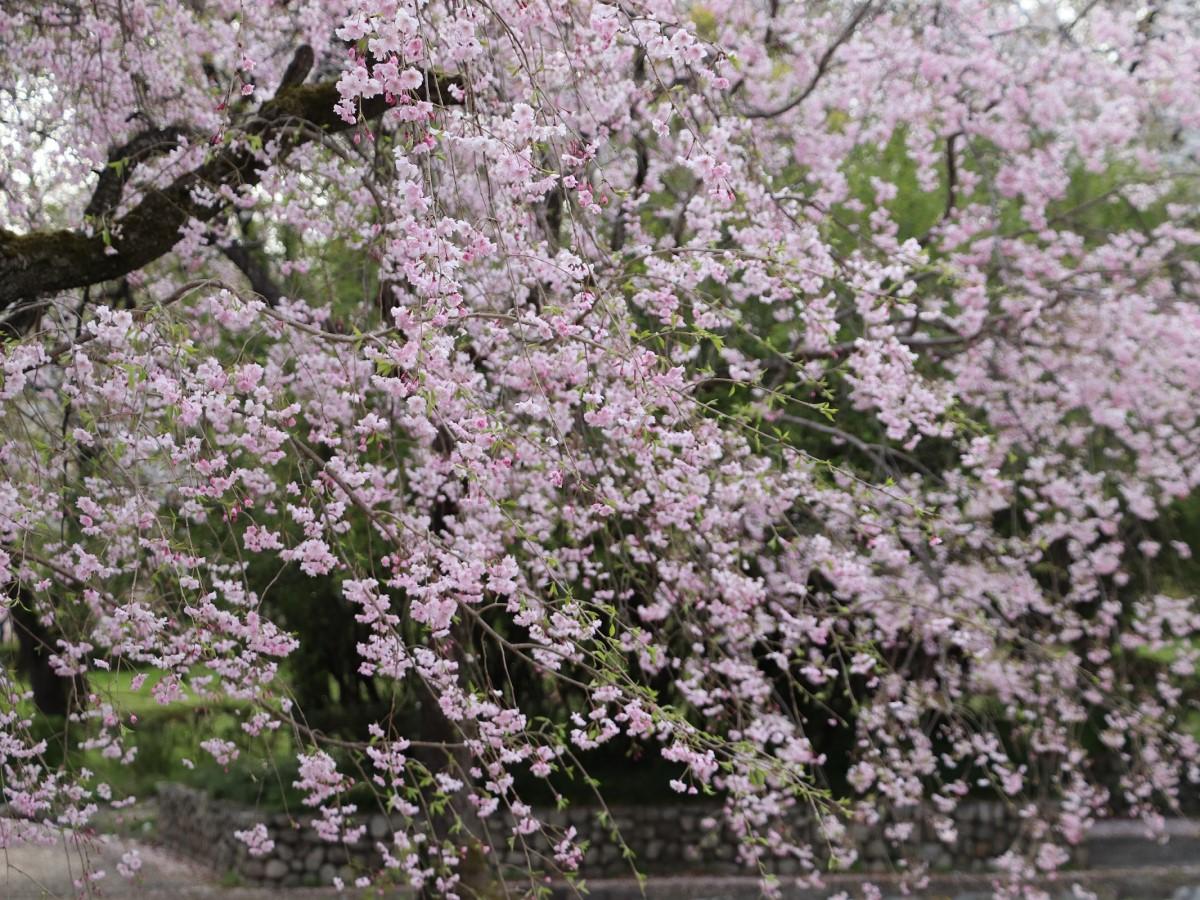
[0,832,337,899]
[570,867,1200,899]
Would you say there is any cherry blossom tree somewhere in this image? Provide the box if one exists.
[2,0,1200,896]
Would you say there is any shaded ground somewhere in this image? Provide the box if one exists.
[9,851,1200,900]
[0,833,326,899]
[570,867,1200,899]
[2,812,1200,898]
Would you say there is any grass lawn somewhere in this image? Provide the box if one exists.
[1,652,306,812]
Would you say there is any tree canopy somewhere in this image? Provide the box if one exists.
[2,0,1200,896]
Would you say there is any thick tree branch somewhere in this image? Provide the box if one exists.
[0,67,463,311]
[83,125,189,223]
[276,43,315,93]
[219,240,284,306]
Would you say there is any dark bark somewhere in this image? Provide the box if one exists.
[219,240,284,306]
[943,132,960,220]
[610,135,648,252]
[83,125,189,223]
[7,585,87,716]
[276,44,315,93]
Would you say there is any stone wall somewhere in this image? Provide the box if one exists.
[156,783,367,887]
[155,783,1042,889]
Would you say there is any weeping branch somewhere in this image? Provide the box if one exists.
[744,1,876,120]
